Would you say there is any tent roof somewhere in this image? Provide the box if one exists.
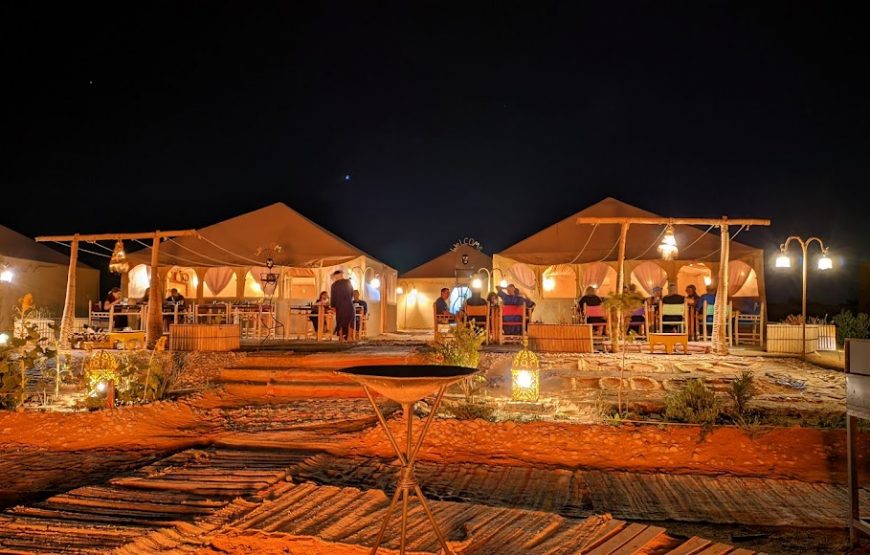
[128,203,389,269]
[497,197,762,265]
[0,224,88,267]
[401,244,492,279]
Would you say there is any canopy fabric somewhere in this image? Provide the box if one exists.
[497,197,762,265]
[400,244,492,279]
[0,224,90,267]
[127,203,383,268]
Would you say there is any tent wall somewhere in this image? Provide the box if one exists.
[0,255,99,322]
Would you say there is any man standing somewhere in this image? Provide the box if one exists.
[330,270,354,341]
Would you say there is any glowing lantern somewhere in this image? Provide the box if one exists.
[108,240,130,274]
[471,277,482,290]
[657,224,678,260]
[703,275,712,286]
[370,276,381,289]
[511,338,539,402]
[0,270,12,283]
[818,253,833,270]
[775,253,791,268]
[0,333,9,346]
[542,276,556,292]
[499,279,508,288]
[396,286,404,295]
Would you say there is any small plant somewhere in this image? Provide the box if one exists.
[430,321,487,402]
[602,291,645,415]
[442,401,495,421]
[727,370,756,420]
[832,310,870,346]
[782,314,804,325]
[0,295,56,410]
[665,379,720,427]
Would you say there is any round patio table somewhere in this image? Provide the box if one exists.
[337,365,478,555]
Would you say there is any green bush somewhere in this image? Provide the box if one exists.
[431,321,486,368]
[665,379,720,427]
[832,310,870,346]
[727,370,756,419]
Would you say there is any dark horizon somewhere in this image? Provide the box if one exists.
[3,2,867,307]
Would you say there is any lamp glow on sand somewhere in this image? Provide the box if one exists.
[337,365,478,554]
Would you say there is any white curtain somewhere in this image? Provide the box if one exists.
[632,262,667,297]
[508,263,537,292]
[204,267,234,296]
[728,261,753,296]
[580,262,610,292]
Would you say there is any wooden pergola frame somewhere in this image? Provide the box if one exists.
[36,230,197,349]
[576,216,771,354]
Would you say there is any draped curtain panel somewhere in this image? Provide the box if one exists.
[579,262,611,292]
[728,260,753,297]
[631,261,668,297]
[508,263,537,293]
[204,267,234,296]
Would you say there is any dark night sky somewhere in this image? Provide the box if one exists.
[2,2,868,306]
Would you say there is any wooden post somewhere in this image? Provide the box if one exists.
[612,223,629,353]
[147,232,163,348]
[59,234,80,350]
[713,219,730,355]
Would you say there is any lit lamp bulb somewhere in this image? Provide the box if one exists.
[410,288,418,297]
[775,253,791,268]
[818,253,833,270]
[471,277,482,290]
[515,369,534,389]
[0,270,12,283]
[370,277,381,289]
[0,333,9,346]
[543,276,556,291]
[703,275,712,286]
[350,277,359,290]
[96,381,107,393]
[396,286,404,295]
[657,224,678,260]
[499,279,508,288]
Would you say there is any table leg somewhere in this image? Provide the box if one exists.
[370,486,402,555]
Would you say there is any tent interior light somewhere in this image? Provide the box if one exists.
[370,276,381,289]
[818,254,833,270]
[775,253,791,268]
[0,333,9,346]
[703,275,712,286]
[396,286,404,295]
[0,270,12,283]
[542,276,556,291]
[108,240,130,274]
[499,279,508,288]
[657,224,678,260]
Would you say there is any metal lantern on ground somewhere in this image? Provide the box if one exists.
[657,223,678,260]
[85,350,121,408]
[108,240,130,274]
[511,337,540,402]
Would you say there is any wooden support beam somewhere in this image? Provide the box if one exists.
[58,234,80,350]
[577,217,770,226]
[147,231,163,348]
[713,220,730,354]
[36,230,197,242]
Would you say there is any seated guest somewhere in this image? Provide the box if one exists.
[578,286,602,313]
[310,291,330,332]
[497,283,535,335]
[434,287,451,316]
[166,288,185,306]
[661,283,686,332]
[352,289,368,334]
[462,289,488,327]
[103,287,128,329]
[163,288,186,328]
[684,284,702,339]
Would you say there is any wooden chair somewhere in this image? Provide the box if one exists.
[352,305,368,340]
[659,302,688,334]
[701,300,733,345]
[88,301,110,331]
[499,304,526,344]
[433,303,456,342]
[627,303,649,338]
[734,304,764,346]
[582,304,609,338]
[463,304,490,344]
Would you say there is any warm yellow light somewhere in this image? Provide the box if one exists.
[658,224,678,260]
[818,254,833,270]
[775,253,791,268]
[252,281,263,292]
[96,381,107,393]
[109,239,130,274]
[350,277,359,290]
[396,286,404,295]
[703,275,712,286]
[516,369,534,389]
[0,333,8,346]
[191,275,199,288]
[499,279,508,288]
[471,278,482,289]
[0,270,12,283]
[410,288,418,297]
[542,276,556,291]
[370,277,381,289]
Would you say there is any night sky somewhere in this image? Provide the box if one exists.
[2,2,867,308]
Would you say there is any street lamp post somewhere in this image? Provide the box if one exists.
[776,236,833,357]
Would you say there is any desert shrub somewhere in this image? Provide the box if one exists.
[430,322,487,401]
[727,370,756,419]
[782,314,804,325]
[832,310,870,346]
[665,379,720,427]
[0,295,56,409]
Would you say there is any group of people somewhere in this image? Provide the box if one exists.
[434,283,536,336]
[309,269,368,341]
[101,286,186,330]
[576,282,718,338]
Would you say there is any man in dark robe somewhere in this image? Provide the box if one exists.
[330,269,355,340]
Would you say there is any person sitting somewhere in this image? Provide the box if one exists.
[103,287,128,330]
[434,287,451,316]
[162,288,186,328]
[166,288,185,306]
[310,291,330,333]
[462,289,488,327]
[352,289,368,335]
[699,285,717,336]
[661,283,686,333]
[497,283,535,335]
[684,284,702,339]
[577,286,606,332]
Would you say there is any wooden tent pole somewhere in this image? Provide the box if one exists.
[147,231,163,348]
[616,223,629,293]
[58,234,80,350]
[713,219,730,354]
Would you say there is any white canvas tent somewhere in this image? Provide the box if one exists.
[125,203,398,335]
[397,244,492,330]
[494,197,766,324]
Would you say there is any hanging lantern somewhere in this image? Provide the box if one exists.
[511,337,540,402]
[657,224,678,260]
[108,240,130,274]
